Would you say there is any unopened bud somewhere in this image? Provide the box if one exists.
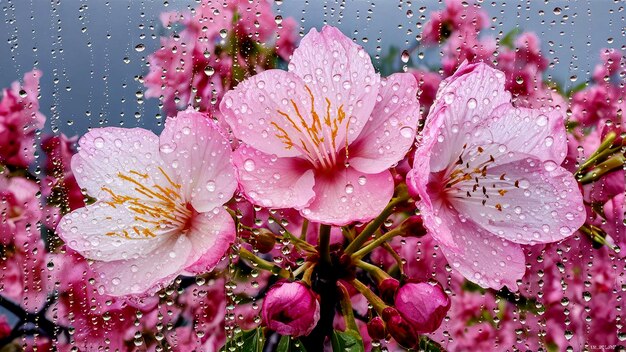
[378,278,400,304]
[252,229,276,254]
[366,317,386,340]
[399,216,426,237]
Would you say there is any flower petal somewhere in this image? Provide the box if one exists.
[301,167,394,226]
[91,234,192,296]
[350,73,421,173]
[184,207,236,274]
[160,109,237,212]
[71,127,163,200]
[478,104,568,165]
[426,61,511,173]
[220,69,312,158]
[438,219,526,290]
[289,26,380,146]
[452,156,585,245]
[57,202,170,262]
[233,145,315,209]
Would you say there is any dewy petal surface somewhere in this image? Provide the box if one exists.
[183,207,235,274]
[232,145,315,209]
[288,26,380,147]
[71,127,163,200]
[349,73,421,174]
[438,214,526,290]
[300,167,394,226]
[159,109,237,213]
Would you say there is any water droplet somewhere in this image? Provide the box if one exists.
[244,159,256,172]
[134,44,145,52]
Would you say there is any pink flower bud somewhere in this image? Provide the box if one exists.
[382,307,419,349]
[378,277,400,304]
[261,281,320,337]
[399,216,427,237]
[395,282,451,333]
[366,316,386,340]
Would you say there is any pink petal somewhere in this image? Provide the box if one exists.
[71,127,163,200]
[426,61,511,172]
[220,69,318,158]
[91,234,192,296]
[478,104,568,165]
[452,156,585,245]
[160,109,237,212]
[184,207,236,274]
[350,73,421,173]
[233,145,315,209]
[56,202,170,262]
[289,26,380,147]
[438,218,526,290]
[301,167,394,226]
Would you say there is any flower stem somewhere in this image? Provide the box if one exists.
[318,224,332,264]
[268,216,317,252]
[337,282,359,332]
[300,219,309,240]
[350,279,388,316]
[355,260,391,282]
[344,188,410,255]
[579,154,625,184]
[238,247,291,278]
[352,227,403,259]
[576,131,617,175]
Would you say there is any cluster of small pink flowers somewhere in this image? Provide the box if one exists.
[0,0,624,350]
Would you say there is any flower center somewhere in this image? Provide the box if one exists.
[442,144,518,212]
[101,167,193,239]
[272,85,349,170]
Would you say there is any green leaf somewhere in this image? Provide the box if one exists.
[220,328,265,352]
[277,335,307,352]
[331,330,364,352]
[566,81,588,97]
[419,336,446,352]
[500,28,521,49]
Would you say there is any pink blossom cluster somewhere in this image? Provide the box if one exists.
[0,0,624,351]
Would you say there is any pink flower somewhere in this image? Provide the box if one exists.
[395,282,451,333]
[56,109,237,296]
[261,281,320,336]
[592,47,624,82]
[0,70,45,168]
[441,31,496,75]
[407,61,585,289]
[422,0,489,45]
[220,26,420,225]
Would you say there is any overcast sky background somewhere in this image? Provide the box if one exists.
[0,0,623,138]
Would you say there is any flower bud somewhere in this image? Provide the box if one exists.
[398,216,427,237]
[378,277,399,304]
[395,282,450,333]
[252,228,276,254]
[382,307,419,349]
[261,281,320,337]
[366,316,386,340]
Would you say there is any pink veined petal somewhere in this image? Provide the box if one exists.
[477,104,568,165]
[221,69,322,159]
[350,73,421,174]
[289,26,381,147]
[160,109,237,212]
[91,234,192,296]
[184,207,236,274]
[451,156,585,245]
[437,216,526,290]
[56,202,170,262]
[232,145,315,209]
[416,196,461,252]
[426,61,511,173]
[71,127,164,200]
[301,167,394,226]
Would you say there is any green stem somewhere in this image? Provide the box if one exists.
[344,190,410,255]
[352,227,403,259]
[302,264,316,286]
[337,282,360,332]
[355,260,390,282]
[350,279,388,316]
[293,262,311,278]
[300,219,309,240]
[268,216,316,252]
[579,154,625,184]
[319,224,332,264]
[381,242,405,276]
[239,247,291,278]
[576,131,617,175]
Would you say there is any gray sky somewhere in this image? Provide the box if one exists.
[0,0,623,138]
